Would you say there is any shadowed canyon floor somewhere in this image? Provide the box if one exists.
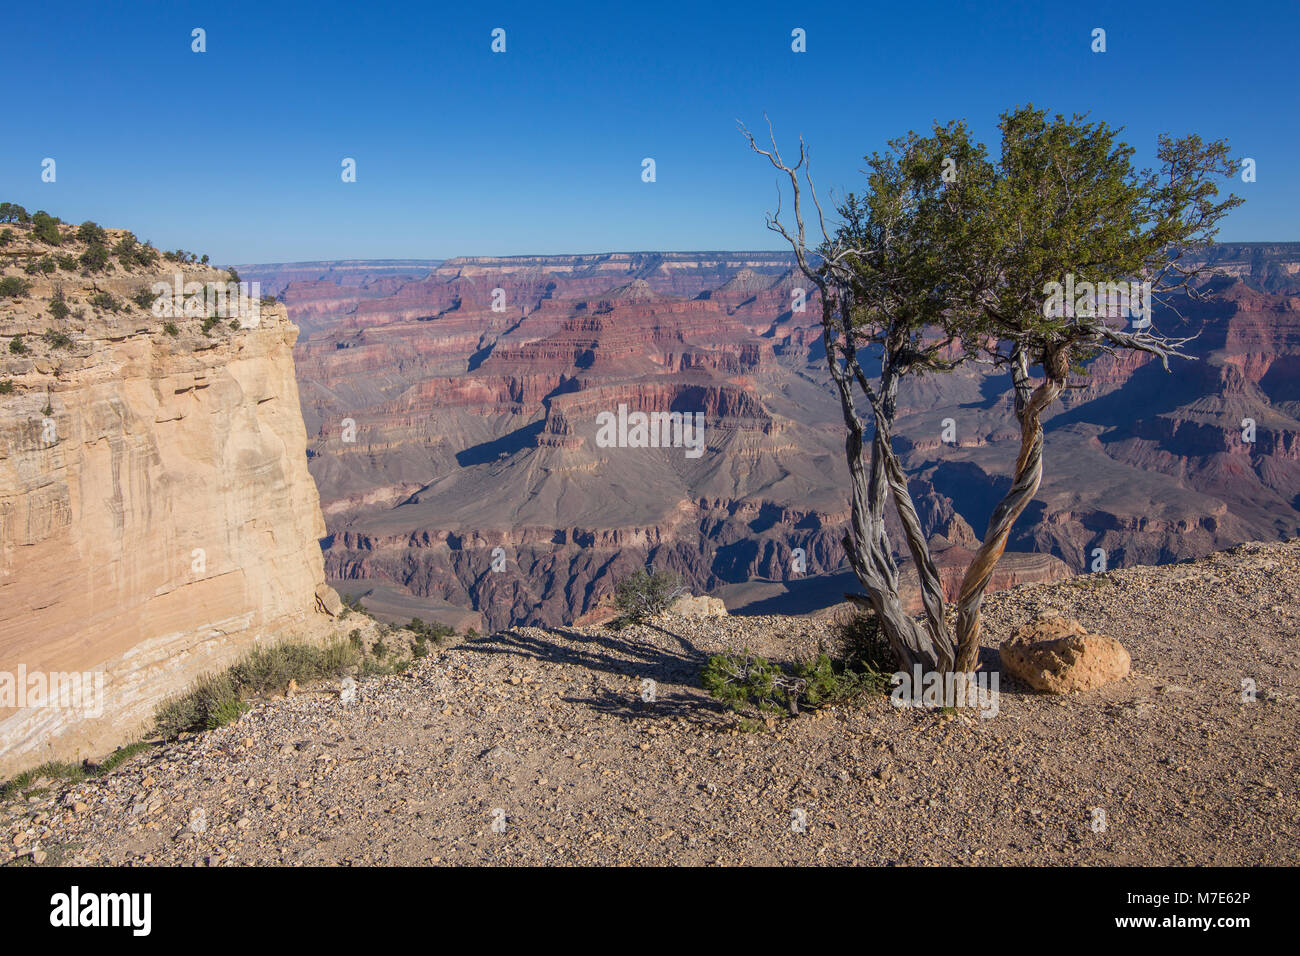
[6,539,1297,866]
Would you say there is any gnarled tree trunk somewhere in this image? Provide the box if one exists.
[953,350,1063,672]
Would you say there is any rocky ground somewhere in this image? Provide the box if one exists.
[3,540,1298,866]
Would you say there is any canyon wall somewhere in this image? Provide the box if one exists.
[1,223,340,777]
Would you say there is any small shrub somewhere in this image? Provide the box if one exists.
[154,637,362,738]
[8,335,26,354]
[131,286,158,309]
[612,569,687,623]
[76,221,108,245]
[0,276,32,299]
[31,211,61,245]
[702,650,885,721]
[0,380,13,394]
[49,289,69,320]
[79,244,110,272]
[42,328,72,349]
[0,228,13,247]
[89,291,121,313]
[57,254,77,271]
[162,321,179,336]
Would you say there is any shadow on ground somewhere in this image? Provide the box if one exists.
[454,622,730,724]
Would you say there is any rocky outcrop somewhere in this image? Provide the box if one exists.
[1,219,339,776]
[1000,613,1131,693]
[668,595,727,618]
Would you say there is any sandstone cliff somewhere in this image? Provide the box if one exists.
[0,215,340,777]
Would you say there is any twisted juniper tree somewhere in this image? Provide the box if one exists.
[746,106,1240,677]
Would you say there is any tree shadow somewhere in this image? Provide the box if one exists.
[453,622,729,725]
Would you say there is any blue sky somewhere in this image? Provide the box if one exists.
[2,0,1294,262]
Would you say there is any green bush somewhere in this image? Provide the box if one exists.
[78,244,110,272]
[42,328,72,349]
[0,276,32,298]
[57,254,77,271]
[702,650,886,721]
[37,256,57,275]
[612,569,687,623]
[8,335,26,354]
[77,221,107,245]
[89,291,121,313]
[31,211,61,245]
[162,321,179,336]
[49,289,70,320]
[131,286,159,309]
[834,608,896,673]
[0,202,30,224]
[0,228,13,247]
[0,380,13,395]
[154,636,363,738]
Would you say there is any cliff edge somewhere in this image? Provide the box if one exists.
[0,211,340,776]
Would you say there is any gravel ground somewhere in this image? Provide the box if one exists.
[4,540,1297,866]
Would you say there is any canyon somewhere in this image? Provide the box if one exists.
[237,243,1300,633]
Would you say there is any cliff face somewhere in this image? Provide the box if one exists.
[1,220,339,777]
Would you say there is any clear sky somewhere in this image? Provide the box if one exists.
[2,0,1295,262]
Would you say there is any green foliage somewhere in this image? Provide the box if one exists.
[8,335,26,354]
[31,211,61,245]
[0,276,32,298]
[701,650,879,719]
[42,328,72,349]
[612,569,687,623]
[407,617,455,643]
[131,241,159,268]
[57,254,77,271]
[0,227,12,247]
[78,243,109,272]
[0,202,30,224]
[702,642,887,721]
[0,380,13,395]
[830,105,1242,383]
[131,286,158,309]
[89,291,121,313]
[834,608,896,674]
[0,761,88,801]
[162,321,179,336]
[154,636,363,737]
[228,267,240,284]
[201,315,220,335]
[76,221,107,245]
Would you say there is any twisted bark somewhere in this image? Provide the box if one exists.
[952,351,1062,672]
